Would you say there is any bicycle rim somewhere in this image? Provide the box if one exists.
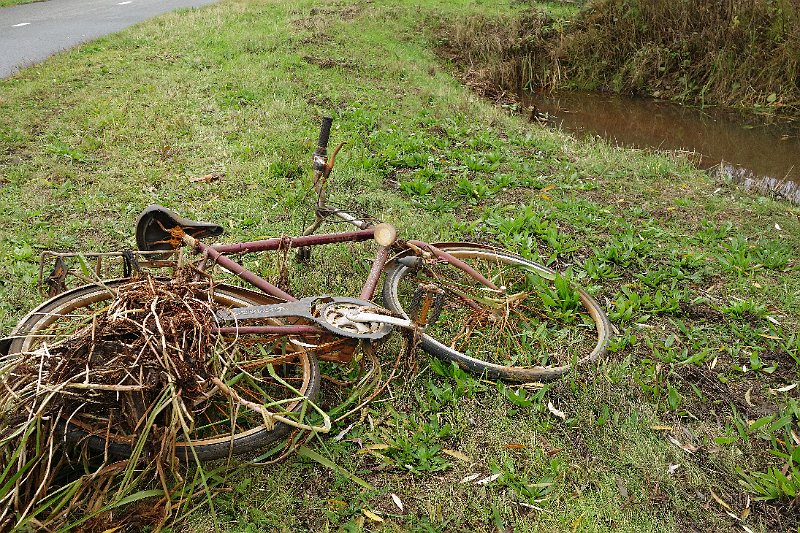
[8,279,322,461]
[382,244,612,382]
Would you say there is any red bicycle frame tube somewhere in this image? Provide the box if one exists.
[211,228,375,254]
[184,228,501,338]
[190,227,382,305]
[360,245,390,301]
[407,241,499,291]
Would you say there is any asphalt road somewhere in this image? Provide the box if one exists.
[0,0,218,78]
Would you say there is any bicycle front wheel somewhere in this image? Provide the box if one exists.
[8,279,321,461]
[382,244,612,382]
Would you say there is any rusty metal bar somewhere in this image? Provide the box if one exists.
[38,249,179,289]
[210,228,375,255]
[406,240,500,291]
[214,325,321,335]
[191,239,297,302]
[359,245,390,301]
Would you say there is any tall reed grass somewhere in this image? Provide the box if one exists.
[439,0,799,116]
[436,11,562,98]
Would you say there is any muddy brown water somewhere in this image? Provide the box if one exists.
[522,91,800,204]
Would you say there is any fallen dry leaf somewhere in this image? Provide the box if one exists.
[357,443,390,454]
[710,489,732,511]
[442,449,472,463]
[745,388,754,407]
[547,401,566,420]
[189,172,224,183]
[505,443,527,449]
[362,509,384,522]
[391,493,404,512]
[460,473,481,484]
[476,473,501,485]
[668,435,698,453]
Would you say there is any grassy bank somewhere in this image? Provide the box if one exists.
[438,0,800,118]
[1,0,799,531]
[0,0,44,7]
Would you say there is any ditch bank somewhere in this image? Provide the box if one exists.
[434,0,800,202]
[435,0,800,118]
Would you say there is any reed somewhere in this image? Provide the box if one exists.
[560,0,799,114]
[435,11,561,98]
[439,0,800,116]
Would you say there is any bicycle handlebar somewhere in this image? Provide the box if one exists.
[316,116,333,154]
[304,116,374,236]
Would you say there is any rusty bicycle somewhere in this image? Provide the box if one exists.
[3,117,611,462]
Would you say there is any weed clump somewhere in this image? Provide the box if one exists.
[0,276,219,530]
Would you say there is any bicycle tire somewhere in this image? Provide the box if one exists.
[382,243,612,382]
[8,279,321,461]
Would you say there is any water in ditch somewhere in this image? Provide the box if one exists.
[521,91,800,204]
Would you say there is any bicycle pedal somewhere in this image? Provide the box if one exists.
[410,284,444,327]
[397,256,422,269]
[295,247,311,262]
[45,256,68,297]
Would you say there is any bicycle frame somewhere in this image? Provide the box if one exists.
[195,227,381,302]
[7,117,612,384]
[175,120,508,340]
[181,220,499,336]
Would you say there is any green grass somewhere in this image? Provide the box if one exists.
[1,0,799,531]
[0,0,44,7]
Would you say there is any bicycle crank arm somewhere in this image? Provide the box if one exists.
[345,311,413,329]
[216,296,319,322]
[216,296,394,340]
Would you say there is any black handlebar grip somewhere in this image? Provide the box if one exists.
[317,116,333,151]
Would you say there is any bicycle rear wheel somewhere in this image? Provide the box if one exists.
[8,279,321,461]
[382,244,612,382]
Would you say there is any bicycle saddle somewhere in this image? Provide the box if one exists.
[136,204,224,252]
